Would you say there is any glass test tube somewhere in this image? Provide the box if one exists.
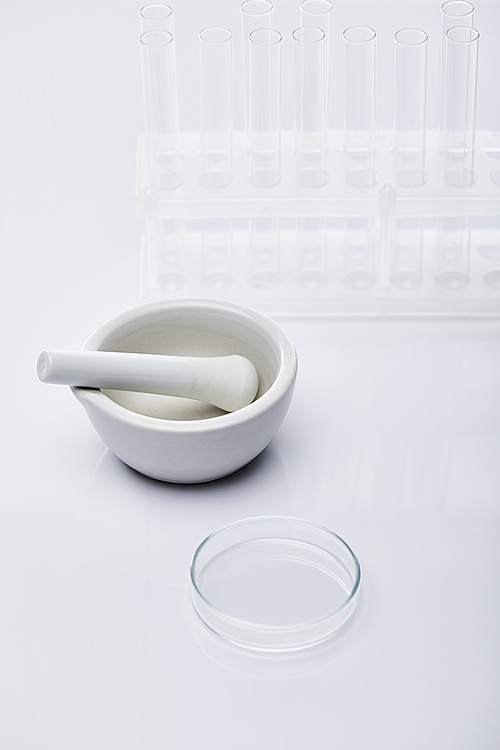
[140,4,173,33]
[292,27,328,187]
[343,27,377,187]
[140,30,182,189]
[240,1,274,132]
[299,1,334,127]
[248,29,282,187]
[199,28,233,188]
[441,26,479,187]
[439,1,474,135]
[393,29,428,188]
[435,215,470,289]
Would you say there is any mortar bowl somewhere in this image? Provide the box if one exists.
[71,298,297,483]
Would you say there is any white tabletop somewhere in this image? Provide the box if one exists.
[2,2,500,748]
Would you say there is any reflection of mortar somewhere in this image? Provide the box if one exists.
[81,442,292,586]
[72,298,297,483]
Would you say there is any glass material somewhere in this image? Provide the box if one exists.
[140,30,182,189]
[248,29,282,187]
[343,26,377,187]
[190,516,361,652]
[139,4,173,33]
[199,27,233,188]
[394,29,428,187]
[292,27,328,186]
[441,26,480,187]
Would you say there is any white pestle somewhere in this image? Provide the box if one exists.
[37,349,260,413]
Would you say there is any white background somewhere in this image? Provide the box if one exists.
[1,1,500,748]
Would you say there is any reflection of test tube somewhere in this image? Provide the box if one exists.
[199,28,233,188]
[248,29,282,187]
[441,26,479,187]
[393,29,428,188]
[247,216,280,288]
[145,220,185,293]
[140,30,182,189]
[292,27,328,187]
[140,4,173,33]
[296,217,328,289]
[436,216,470,289]
[439,1,474,135]
[390,217,423,290]
[202,218,233,289]
[241,1,274,131]
[343,27,377,187]
[299,1,334,127]
[342,217,376,290]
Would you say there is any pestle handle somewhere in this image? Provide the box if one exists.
[37,349,259,413]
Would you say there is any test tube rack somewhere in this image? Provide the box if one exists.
[136,0,500,317]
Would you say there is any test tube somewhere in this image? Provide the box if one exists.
[393,29,428,188]
[248,29,282,187]
[435,215,470,289]
[292,27,328,187]
[299,1,334,127]
[439,2,474,134]
[139,4,173,33]
[240,1,274,131]
[199,28,233,188]
[140,30,182,189]
[441,26,479,187]
[343,27,377,187]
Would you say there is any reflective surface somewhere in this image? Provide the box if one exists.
[2,1,500,748]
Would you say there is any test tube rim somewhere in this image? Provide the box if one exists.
[394,28,428,47]
[445,25,479,44]
[140,4,173,22]
[249,28,283,47]
[441,0,475,19]
[292,26,326,44]
[199,27,233,44]
[342,26,377,45]
[240,0,274,18]
[299,0,334,17]
[139,29,174,48]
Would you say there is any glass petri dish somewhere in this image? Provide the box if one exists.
[190,516,361,652]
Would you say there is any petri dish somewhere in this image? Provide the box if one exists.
[190,516,361,652]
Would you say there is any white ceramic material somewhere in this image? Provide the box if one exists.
[71,298,298,483]
[38,349,259,412]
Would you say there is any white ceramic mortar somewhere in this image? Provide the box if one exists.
[72,298,297,483]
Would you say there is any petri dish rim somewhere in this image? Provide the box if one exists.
[190,515,361,651]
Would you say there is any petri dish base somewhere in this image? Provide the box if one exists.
[190,516,361,652]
